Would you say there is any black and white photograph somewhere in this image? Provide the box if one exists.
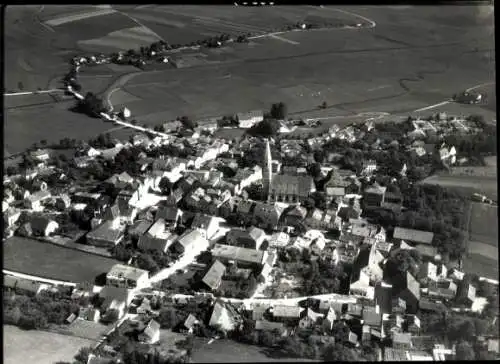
[3,3,498,363]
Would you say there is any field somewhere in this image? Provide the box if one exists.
[420,175,498,200]
[5,5,496,153]
[3,237,121,283]
[4,324,93,364]
[191,338,320,363]
[49,320,109,341]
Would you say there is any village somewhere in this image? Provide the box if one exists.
[3,29,500,364]
[4,89,499,362]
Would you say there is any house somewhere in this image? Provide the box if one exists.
[362,305,382,328]
[322,307,338,332]
[457,282,477,306]
[361,160,377,175]
[171,229,209,255]
[209,300,242,332]
[427,280,458,300]
[266,232,289,249]
[86,220,124,248]
[202,260,227,291]
[212,243,267,268]
[191,213,220,240]
[393,332,413,350]
[283,204,308,226]
[156,205,183,227]
[138,232,177,253]
[404,314,421,335]
[384,348,408,361]
[182,314,200,334]
[128,220,154,241]
[268,175,315,203]
[382,191,403,211]
[252,202,284,230]
[375,281,393,315]
[271,305,303,323]
[139,319,161,344]
[383,313,405,338]
[30,148,50,161]
[418,298,446,313]
[393,227,434,246]
[396,272,421,314]
[30,215,59,237]
[106,264,149,289]
[226,227,266,250]
[392,298,407,315]
[255,320,288,336]
[3,208,21,228]
[55,194,72,211]
[25,190,51,211]
[100,286,134,318]
[236,110,264,128]
[414,244,439,260]
[419,261,438,282]
[298,308,324,329]
[363,184,386,207]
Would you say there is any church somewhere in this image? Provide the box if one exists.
[262,139,315,203]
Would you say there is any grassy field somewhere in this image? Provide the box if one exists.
[469,202,498,244]
[3,236,120,283]
[5,5,495,152]
[191,338,320,363]
[4,324,93,364]
[49,320,109,341]
[462,253,499,280]
[420,175,497,200]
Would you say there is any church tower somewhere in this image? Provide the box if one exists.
[262,138,273,199]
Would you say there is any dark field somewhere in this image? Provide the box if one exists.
[3,236,120,283]
[5,5,496,152]
[462,253,499,281]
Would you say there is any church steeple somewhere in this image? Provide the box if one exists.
[263,138,273,199]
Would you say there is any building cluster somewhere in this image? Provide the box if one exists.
[3,102,497,363]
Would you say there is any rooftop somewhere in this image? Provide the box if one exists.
[212,244,265,265]
[393,227,434,245]
[107,264,148,281]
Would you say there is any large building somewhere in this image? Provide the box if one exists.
[268,174,315,203]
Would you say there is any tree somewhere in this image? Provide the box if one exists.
[270,102,287,120]
[101,309,119,324]
[455,341,475,360]
[18,81,24,90]
[179,116,197,130]
[74,347,93,363]
[158,307,179,329]
[323,343,359,361]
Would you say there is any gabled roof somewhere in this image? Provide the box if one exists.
[272,305,303,318]
[247,227,266,242]
[202,260,227,291]
[191,213,218,230]
[406,272,421,300]
[255,320,285,332]
[271,175,315,197]
[184,314,199,330]
[393,227,434,245]
[156,206,182,222]
[285,205,308,219]
[142,319,160,339]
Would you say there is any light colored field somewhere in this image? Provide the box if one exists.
[469,202,498,244]
[462,253,499,280]
[421,175,497,199]
[192,338,321,363]
[45,8,116,26]
[468,241,498,260]
[50,320,109,341]
[78,26,159,51]
[4,325,93,364]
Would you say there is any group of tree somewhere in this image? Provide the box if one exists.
[269,102,288,120]
[247,118,281,138]
[4,289,79,330]
[73,92,106,117]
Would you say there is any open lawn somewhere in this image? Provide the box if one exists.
[4,324,93,364]
[420,175,497,200]
[49,320,109,341]
[469,202,498,244]
[462,253,499,280]
[3,236,121,283]
[5,5,495,152]
[191,338,321,363]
